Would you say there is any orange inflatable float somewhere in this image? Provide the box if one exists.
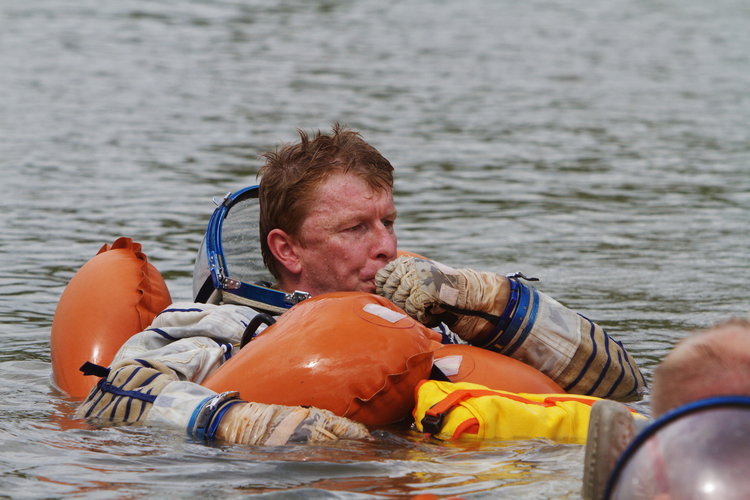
[432,344,564,394]
[51,237,172,398]
[203,292,444,426]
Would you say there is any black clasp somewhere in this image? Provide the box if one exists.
[421,410,446,435]
[79,361,111,378]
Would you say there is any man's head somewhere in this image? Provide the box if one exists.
[258,124,397,296]
[650,317,750,417]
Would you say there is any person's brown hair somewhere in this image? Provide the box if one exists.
[258,123,394,280]
[651,317,750,417]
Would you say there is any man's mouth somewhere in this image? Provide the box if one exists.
[361,278,376,293]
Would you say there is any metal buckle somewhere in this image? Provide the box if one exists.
[284,290,311,305]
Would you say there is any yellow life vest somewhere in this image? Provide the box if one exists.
[414,380,627,443]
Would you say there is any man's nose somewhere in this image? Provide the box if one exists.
[372,223,397,261]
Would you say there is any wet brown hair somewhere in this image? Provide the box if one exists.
[258,123,394,280]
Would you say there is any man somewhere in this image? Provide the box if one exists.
[582,317,750,499]
[257,124,644,402]
[77,124,644,439]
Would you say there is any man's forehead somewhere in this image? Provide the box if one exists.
[299,175,393,223]
[310,173,393,205]
[314,171,389,194]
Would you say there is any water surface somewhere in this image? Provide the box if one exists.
[1,0,749,497]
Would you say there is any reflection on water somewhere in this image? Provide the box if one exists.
[1,0,749,497]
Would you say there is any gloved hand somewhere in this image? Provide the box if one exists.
[145,381,371,444]
[75,359,178,425]
[216,402,372,445]
[375,256,510,344]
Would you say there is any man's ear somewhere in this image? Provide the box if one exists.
[267,228,302,275]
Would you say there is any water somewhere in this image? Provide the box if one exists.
[1,0,749,497]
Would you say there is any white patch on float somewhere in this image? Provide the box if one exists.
[433,355,462,377]
[362,304,408,323]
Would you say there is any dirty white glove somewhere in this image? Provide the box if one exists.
[76,359,178,425]
[375,256,510,344]
[217,402,372,445]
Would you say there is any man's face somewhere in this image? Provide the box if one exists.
[292,172,398,296]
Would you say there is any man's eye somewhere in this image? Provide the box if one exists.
[346,224,363,232]
[383,218,395,228]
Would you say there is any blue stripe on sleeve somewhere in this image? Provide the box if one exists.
[147,328,179,341]
[602,349,626,399]
[584,325,613,396]
[563,319,598,392]
[155,307,205,318]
